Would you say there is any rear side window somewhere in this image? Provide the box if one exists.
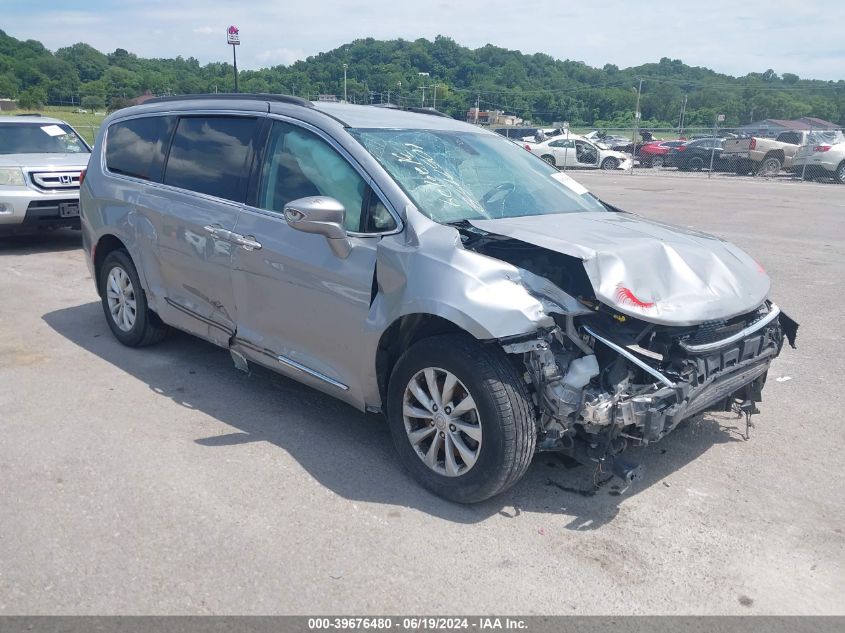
[163,116,258,202]
[106,116,175,182]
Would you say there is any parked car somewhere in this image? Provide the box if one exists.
[665,137,731,171]
[637,140,686,167]
[791,131,845,183]
[0,115,90,235]
[80,95,797,503]
[524,134,632,170]
[584,131,631,149]
[722,130,813,176]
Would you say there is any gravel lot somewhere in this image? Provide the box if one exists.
[1,172,843,615]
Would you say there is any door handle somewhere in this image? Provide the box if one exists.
[203,224,230,239]
[230,233,262,251]
[204,225,261,250]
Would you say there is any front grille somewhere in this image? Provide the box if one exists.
[28,171,81,191]
[687,320,744,345]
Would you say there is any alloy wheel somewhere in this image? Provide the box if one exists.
[106,266,137,332]
[402,367,482,477]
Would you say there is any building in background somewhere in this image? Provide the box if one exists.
[466,107,523,126]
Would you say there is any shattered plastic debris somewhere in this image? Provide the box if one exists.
[775,376,792,382]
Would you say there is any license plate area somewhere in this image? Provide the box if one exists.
[59,202,79,218]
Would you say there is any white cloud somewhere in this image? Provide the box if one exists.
[192,26,215,35]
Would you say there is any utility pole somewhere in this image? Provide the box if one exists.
[678,94,688,136]
[343,64,348,103]
[631,78,643,174]
[397,81,402,107]
[432,84,438,111]
[418,72,430,107]
[475,94,480,124]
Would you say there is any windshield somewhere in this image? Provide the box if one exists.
[0,122,90,155]
[349,128,607,223]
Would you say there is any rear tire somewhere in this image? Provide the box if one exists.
[756,155,782,176]
[835,161,845,184]
[688,156,705,171]
[735,160,752,176]
[651,156,664,168]
[99,250,168,347]
[541,154,556,167]
[386,334,536,503]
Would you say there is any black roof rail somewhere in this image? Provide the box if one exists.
[15,113,43,117]
[145,93,313,108]
[404,107,452,119]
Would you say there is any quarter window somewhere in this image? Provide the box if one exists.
[163,116,258,202]
[106,116,175,182]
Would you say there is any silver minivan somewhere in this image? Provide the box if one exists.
[81,95,797,502]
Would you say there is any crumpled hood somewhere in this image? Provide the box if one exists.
[0,153,90,169]
[469,211,770,326]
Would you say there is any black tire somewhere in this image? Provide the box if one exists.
[99,250,168,347]
[540,154,556,167]
[600,157,618,170]
[651,156,664,168]
[756,155,782,176]
[835,162,845,184]
[735,160,752,176]
[386,334,536,503]
[688,156,705,171]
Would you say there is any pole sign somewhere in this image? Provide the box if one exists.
[717,114,725,122]
[227,25,240,45]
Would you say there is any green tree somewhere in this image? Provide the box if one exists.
[17,86,47,108]
[81,95,105,111]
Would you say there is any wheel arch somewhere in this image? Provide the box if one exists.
[93,233,130,296]
[375,313,487,409]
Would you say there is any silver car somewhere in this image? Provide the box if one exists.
[80,95,797,502]
[0,115,90,234]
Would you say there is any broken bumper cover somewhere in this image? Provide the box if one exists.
[524,304,797,463]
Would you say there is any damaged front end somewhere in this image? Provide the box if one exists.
[459,223,799,482]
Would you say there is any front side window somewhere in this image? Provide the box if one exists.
[257,121,384,232]
[0,122,89,155]
[106,116,174,182]
[349,128,606,224]
[163,116,257,201]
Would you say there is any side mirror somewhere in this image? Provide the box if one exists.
[283,196,351,258]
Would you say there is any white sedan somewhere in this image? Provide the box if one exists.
[524,135,632,170]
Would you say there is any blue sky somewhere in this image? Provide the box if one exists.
[1,0,843,80]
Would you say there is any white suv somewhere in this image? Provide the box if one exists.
[792,130,845,183]
[0,115,90,234]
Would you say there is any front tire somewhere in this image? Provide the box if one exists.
[835,161,845,184]
[386,334,536,503]
[688,156,705,171]
[99,250,168,347]
[600,157,618,170]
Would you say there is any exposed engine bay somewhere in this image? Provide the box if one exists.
[457,223,799,482]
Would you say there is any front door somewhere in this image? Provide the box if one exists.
[574,140,600,167]
[231,119,397,400]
